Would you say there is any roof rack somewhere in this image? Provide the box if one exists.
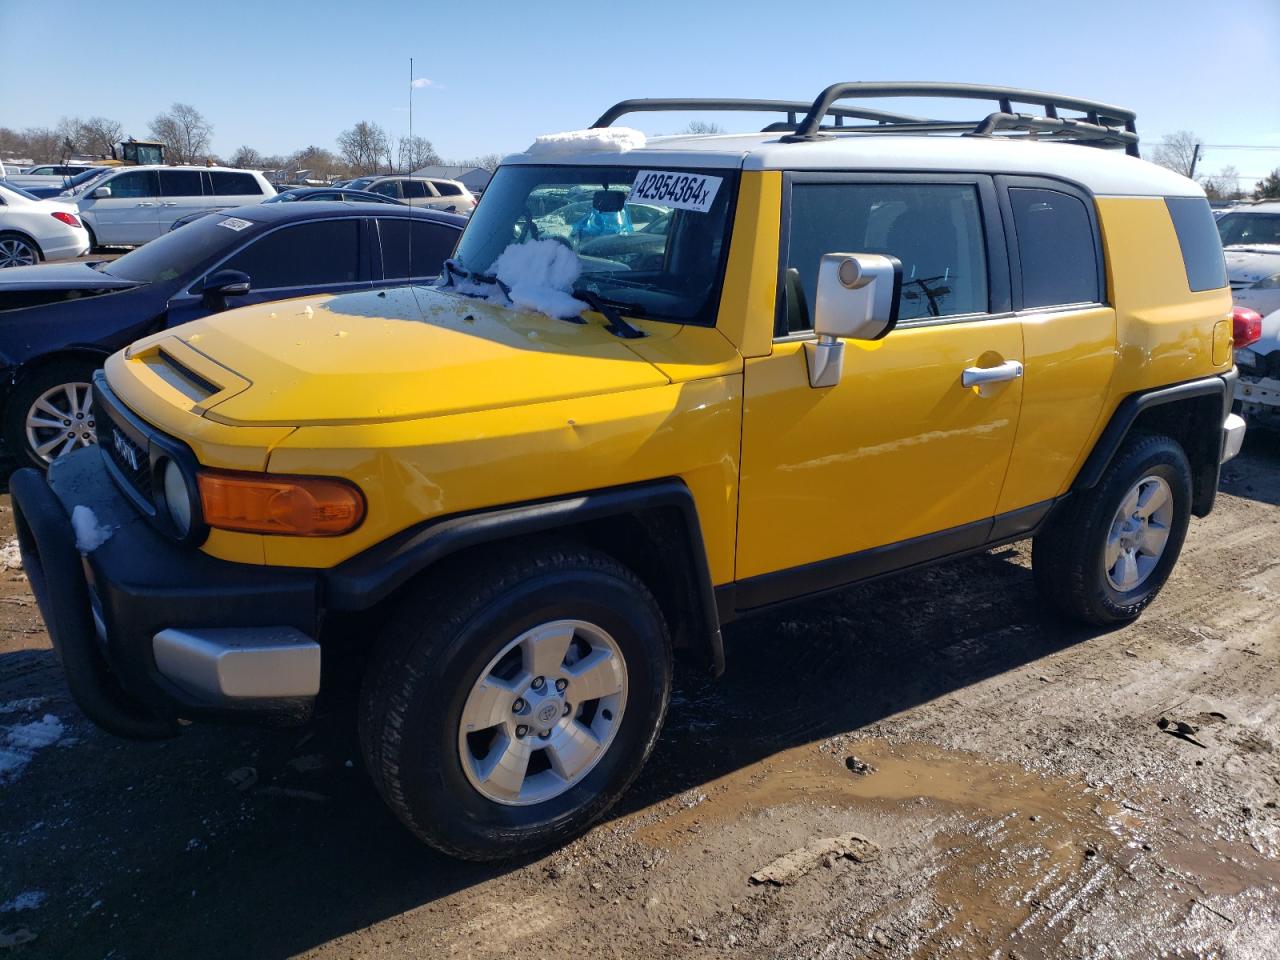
[590,98,929,131]
[591,83,1140,158]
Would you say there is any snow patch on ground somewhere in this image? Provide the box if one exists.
[0,715,66,783]
[492,240,585,320]
[0,891,47,913]
[0,537,21,571]
[0,697,48,715]
[523,127,646,158]
[71,505,113,553]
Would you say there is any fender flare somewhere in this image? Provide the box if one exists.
[322,478,725,676]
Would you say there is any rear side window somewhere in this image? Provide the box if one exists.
[786,182,988,330]
[209,171,263,196]
[433,181,462,196]
[377,218,459,278]
[1166,197,1227,292]
[159,169,203,197]
[220,219,361,289]
[1008,188,1100,307]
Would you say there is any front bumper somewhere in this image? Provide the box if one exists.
[11,447,322,738]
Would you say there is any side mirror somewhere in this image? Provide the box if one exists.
[202,269,251,311]
[91,185,112,198]
[805,253,902,388]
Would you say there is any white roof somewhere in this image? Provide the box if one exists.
[505,132,1203,199]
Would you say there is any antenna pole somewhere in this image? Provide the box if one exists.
[408,56,413,286]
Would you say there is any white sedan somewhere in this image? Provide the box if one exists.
[0,182,91,267]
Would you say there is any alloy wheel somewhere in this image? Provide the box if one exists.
[458,619,628,806]
[1105,475,1173,592]
[26,382,96,464]
[0,237,38,268]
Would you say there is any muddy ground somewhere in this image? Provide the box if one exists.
[1,438,1278,960]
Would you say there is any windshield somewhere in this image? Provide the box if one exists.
[1218,212,1280,247]
[62,168,108,192]
[452,164,737,324]
[347,177,376,190]
[103,215,245,283]
[63,168,114,197]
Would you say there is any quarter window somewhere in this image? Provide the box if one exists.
[1008,187,1100,307]
[1166,197,1228,292]
[785,183,988,332]
[219,219,361,289]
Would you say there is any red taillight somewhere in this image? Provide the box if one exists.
[50,211,81,228]
[1232,306,1263,349]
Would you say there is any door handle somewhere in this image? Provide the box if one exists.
[160,201,177,207]
[962,359,1023,395]
[135,201,156,207]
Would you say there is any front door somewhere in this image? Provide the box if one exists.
[86,169,161,245]
[735,175,1024,596]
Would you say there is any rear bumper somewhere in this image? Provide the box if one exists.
[10,447,322,738]
[40,231,91,262]
[1235,374,1280,430]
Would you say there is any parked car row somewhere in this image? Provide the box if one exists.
[1221,202,1280,431]
[0,202,464,465]
[0,182,90,268]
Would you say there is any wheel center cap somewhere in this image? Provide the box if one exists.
[534,699,561,729]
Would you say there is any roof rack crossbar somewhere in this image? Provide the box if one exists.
[784,82,1140,157]
[590,98,929,131]
[966,112,1140,151]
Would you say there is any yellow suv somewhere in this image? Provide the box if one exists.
[12,83,1246,860]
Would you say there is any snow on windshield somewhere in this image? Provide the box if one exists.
[491,240,586,319]
[521,127,646,159]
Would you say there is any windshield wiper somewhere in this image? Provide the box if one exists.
[572,290,645,340]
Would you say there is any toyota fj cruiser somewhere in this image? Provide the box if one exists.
[11,83,1247,860]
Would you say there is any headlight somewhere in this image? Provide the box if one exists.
[1252,271,1280,289]
[162,459,193,537]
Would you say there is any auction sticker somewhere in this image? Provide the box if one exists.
[629,170,722,212]
[217,217,253,232]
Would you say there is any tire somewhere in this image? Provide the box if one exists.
[0,232,40,268]
[84,224,99,254]
[359,541,672,861]
[4,359,100,469]
[1032,433,1192,626]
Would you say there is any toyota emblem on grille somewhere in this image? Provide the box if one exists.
[113,429,141,471]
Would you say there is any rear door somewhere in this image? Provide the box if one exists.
[157,169,207,232]
[373,216,461,284]
[207,171,267,211]
[86,169,161,244]
[165,217,371,326]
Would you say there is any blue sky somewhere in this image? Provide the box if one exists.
[3,0,1278,186]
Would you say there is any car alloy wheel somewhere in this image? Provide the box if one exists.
[458,618,628,806]
[1104,475,1173,592]
[26,381,96,464]
[0,237,38,268]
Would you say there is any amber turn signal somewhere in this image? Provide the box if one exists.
[197,470,365,537]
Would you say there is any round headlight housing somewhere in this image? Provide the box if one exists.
[162,459,193,537]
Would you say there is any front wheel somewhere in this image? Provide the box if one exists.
[359,543,671,860]
[1032,433,1192,626]
[4,360,99,469]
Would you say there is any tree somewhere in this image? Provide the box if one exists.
[462,153,504,173]
[230,145,265,169]
[396,135,440,173]
[681,120,725,136]
[1202,166,1243,201]
[21,127,63,163]
[1151,131,1201,178]
[1255,169,1280,201]
[55,116,86,156]
[78,116,124,157]
[337,121,390,175]
[286,145,346,181]
[149,103,213,165]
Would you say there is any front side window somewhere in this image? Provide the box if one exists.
[219,219,361,289]
[785,182,988,331]
[105,170,159,199]
[370,180,402,198]
[1009,187,1100,308]
[452,164,738,324]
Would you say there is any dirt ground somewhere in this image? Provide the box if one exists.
[1,437,1278,960]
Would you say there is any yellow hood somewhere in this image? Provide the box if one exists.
[123,285,673,427]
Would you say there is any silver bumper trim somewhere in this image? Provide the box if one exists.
[152,627,321,701]
[1221,413,1247,464]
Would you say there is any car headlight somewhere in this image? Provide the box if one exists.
[162,459,193,537]
[1252,271,1280,289]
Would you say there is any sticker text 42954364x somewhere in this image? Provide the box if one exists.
[629,171,722,213]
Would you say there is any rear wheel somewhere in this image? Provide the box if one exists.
[1032,433,1192,625]
[0,232,40,268]
[359,543,671,860]
[4,360,99,469]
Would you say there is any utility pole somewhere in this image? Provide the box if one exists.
[1189,142,1202,178]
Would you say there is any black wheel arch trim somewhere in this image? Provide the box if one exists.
[324,478,726,677]
[1071,370,1235,516]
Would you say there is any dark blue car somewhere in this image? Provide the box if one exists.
[0,202,464,467]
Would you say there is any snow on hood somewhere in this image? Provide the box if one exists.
[491,240,586,320]
[521,127,646,159]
